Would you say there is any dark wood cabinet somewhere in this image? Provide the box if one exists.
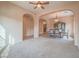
[54,21,66,32]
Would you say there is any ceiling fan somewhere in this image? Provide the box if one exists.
[29,1,49,9]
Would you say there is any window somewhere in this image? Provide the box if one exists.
[0,25,6,39]
[0,24,6,50]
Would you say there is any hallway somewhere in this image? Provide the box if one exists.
[7,37,79,58]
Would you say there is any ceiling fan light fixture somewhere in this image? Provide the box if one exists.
[37,4,41,7]
[34,4,42,9]
[54,19,59,22]
[54,13,59,22]
[29,1,49,9]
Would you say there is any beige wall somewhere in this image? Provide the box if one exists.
[47,19,55,31]
[0,2,34,44]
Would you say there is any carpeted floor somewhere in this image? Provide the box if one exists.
[7,37,79,58]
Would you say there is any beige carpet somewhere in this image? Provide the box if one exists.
[7,37,79,58]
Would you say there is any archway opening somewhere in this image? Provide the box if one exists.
[23,14,34,40]
[40,10,74,40]
[39,19,47,37]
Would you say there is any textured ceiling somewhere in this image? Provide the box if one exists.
[41,10,74,20]
[9,1,78,15]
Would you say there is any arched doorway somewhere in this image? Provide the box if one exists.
[40,10,75,40]
[39,19,47,37]
[23,14,34,40]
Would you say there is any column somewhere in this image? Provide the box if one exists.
[34,15,39,38]
[74,12,79,47]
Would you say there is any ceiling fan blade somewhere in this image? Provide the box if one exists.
[29,2,38,5]
[34,6,37,9]
[41,6,45,9]
[29,2,34,4]
[42,2,49,5]
[29,2,37,5]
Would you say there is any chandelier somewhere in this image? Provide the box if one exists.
[29,1,49,9]
[54,13,59,22]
